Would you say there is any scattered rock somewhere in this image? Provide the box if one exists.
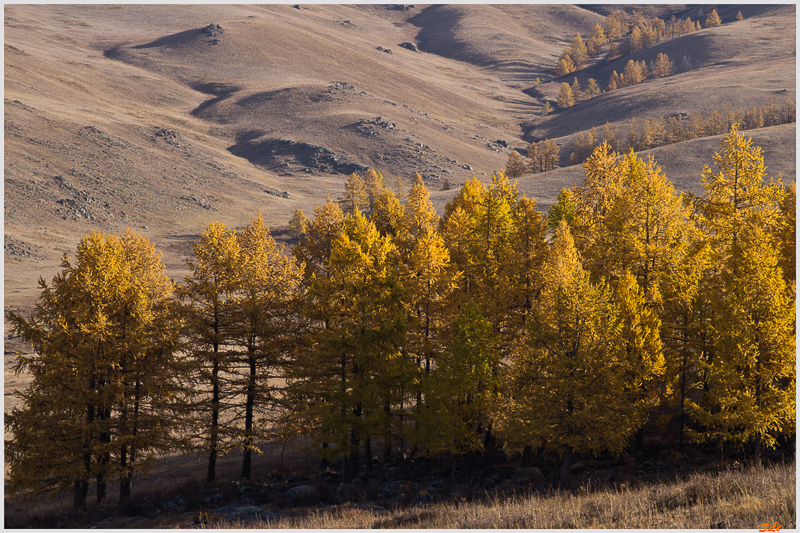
[399,42,418,52]
[590,469,616,482]
[211,504,241,515]
[513,466,546,485]
[225,506,283,523]
[285,485,319,505]
[334,482,359,503]
[463,164,473,171]
[354,504,389,512]
[571,462,589,473]
[202,23,223,37]
[155,128,183,146]
[383,48,393,54]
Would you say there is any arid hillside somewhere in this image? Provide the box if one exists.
[4,3,796,317]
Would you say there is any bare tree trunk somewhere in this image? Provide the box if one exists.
[242,353,257,479]
[560,448,572,488]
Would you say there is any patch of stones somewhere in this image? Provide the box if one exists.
[4,235,45,260]
[358,116,397,137]
[181,194,215,210]
[313,81,357,103]
[201,23,224,44]
[53,175,100,221]
[210,504,286,524]
[155,128,183,147]
[242,138,368,175]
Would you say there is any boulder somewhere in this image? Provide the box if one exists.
[399,42,419,52]
[513,466,547,485]
[225,506,283,523]
[285,485,319,505]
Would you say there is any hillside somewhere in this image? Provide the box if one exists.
[4,3,796,362]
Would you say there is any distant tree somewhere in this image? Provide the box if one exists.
[763,101,782,127]
[622,59,647,86]
[403,173,438,244]
[602,122,622,152]
[707,109,725,135]
[392,174,404,197]
[605,9,628,39]
[642,118,666,149]
[547,187,576,230]
[292,197,345,278]
[744,106,764,130]
[288,208,309,239]
[504,150,527,179]
[652,52,673,78]
[568,128,598,165]
[568,34,589,69]
[441,178,451,191]
[542,101,552,116]
[586,37,601,57]
[555,54,576,76]
[650,17,666,42]
[667,116,686,143]
[362,169,386,212]
[629,25,644,52]
[371,189,406,239]
[339,172,369,215]
[688,112,706,139]
[570,77,583,101]
[787,98,796,123]
[589,22,607,44]
[557,82,575,109]
[704,8,721,28]
[528,139,560,174]
[607,70,620,91]
[736,11,744,21]
[585,78,601,98]
[605,42,620,62]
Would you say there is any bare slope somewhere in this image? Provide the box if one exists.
[4,3,796,318]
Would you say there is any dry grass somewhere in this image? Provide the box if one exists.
[201,462,795,529]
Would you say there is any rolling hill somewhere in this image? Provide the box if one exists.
[4,3,795,316]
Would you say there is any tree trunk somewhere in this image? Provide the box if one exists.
[119,445,131,503]
[242,353,257,479]
[754,438,762,467]
[560,448,572,488]
[208,357,220,483]
[320,442,330,468]
[383,401,392,460]
[365,437,373,473]
[74,479,88,511]
[97,405,110,506]
[522,445,532,467]
[635,425,645,453]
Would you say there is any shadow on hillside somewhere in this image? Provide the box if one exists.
[131,28,209,50]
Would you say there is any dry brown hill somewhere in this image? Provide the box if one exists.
[4,3,796,321]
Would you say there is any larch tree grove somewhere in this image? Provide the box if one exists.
[6,230,183,509]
